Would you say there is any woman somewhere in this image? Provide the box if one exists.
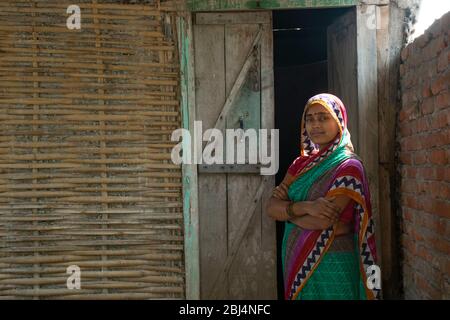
[266,93,380,300]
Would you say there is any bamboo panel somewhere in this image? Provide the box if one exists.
[0,0,183,299]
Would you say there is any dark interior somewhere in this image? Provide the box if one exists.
[273,7,351,299]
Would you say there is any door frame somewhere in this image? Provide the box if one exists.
[178,0,394,299]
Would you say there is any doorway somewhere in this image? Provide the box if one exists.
[273,7,352,299]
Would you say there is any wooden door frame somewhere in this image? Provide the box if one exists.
[177,13,200,300]
[178,0,400,299]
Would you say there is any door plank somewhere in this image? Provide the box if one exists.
[327,9,359,151]
[259,20,277,299]
[194,24,229,298]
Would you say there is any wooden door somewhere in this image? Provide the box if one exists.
[327,6,381,268]
[193,11,277,299]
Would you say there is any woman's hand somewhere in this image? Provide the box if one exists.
[305,196,340,222]
[272,182,289,200]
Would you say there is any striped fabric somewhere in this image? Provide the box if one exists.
[282,93,380,300]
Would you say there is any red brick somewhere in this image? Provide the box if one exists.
[403,193,422,210]
[424,131,449,148]
[416,32,432,49]
[399,122,411,137]
[402,179,418,193]
[405,166,418,179]
[399,108,410,122]
[431,71,450,95]
[422,132,437,148]
[421,97,435,115]
[422,81,433,98]
[417,211,447,236]
[417,116,431,132]
[432,236,450,254]
[403,208,414,222]
[404,135,421,151]
[443,256,450,276]
[422,59,438,79]
[423,41,439,62]
[439,128,450,145]
[436,90,449,111]
[402,90,419,108]
[438,181,450,199]
[414,152,428,165]
[437,49,450,73]
[438,166,450,182]
[416,244,434,263]
[434,218,447,236]
[430,199,450,219]
[431,110,450,130]
[411,226,425,242]
[417,167,435,180]
[428,180,450,200]
[430,149,448,165]
[435,34,448,52]
[402,234,416,254]
[414,273,442,299]
[404,70,418,89]
[399,151,413,165]
[417,181,429,194]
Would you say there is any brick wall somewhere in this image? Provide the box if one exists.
[398,11,450,299]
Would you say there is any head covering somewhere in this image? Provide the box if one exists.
[289,93,355,178]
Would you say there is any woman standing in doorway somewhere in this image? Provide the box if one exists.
[266,93,380,300]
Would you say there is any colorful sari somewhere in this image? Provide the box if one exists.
[281,93,381,300]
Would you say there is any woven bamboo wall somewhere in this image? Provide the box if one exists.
[0,0,184,299]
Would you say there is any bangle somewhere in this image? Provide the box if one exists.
[286,201,295,218]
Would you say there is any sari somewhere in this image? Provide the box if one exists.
[281,93,381,300]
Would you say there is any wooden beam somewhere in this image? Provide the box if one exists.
[177,13,200,300]
[195,11,270,24]
[377,2,404,299]
[188,0,358,11]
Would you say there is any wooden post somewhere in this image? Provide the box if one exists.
[377,1,406,299]
[177,12,200,300]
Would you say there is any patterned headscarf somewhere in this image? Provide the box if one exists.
[291,93,355,177]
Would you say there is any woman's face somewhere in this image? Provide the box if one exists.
[305,103,340,148]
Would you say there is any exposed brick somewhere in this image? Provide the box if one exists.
[398,13,449,300]
[417,116,431,132]
[429,149,448,165]
[431,110,450,130]
[436,90,449,111]
[403,208,414,222]
[437,49,450,73]
[416,32,432,49]
[431,70,450,95]
[413,151,428,165]
[399,151,413,165]
[415,272,442,300]
[431,200,450,219]
[421,97,435,115]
